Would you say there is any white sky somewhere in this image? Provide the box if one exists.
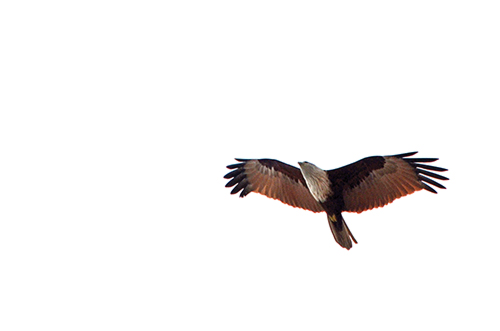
[1,1,499,330]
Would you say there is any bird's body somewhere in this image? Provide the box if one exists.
[224,152,448,250]
[297,161,331,202]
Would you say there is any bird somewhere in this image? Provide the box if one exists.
[224,152,448,250]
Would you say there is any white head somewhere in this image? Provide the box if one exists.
[298,161,331,202]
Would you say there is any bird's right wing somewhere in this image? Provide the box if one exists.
[224,159,324,213]
[328,152,448,213]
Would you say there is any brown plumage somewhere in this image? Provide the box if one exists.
[224,152,448,250]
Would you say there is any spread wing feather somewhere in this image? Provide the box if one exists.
[224,159,324,213]
[333,152,448,213]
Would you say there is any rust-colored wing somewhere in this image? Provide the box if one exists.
[224,159,324,213]
[327,152,448,213]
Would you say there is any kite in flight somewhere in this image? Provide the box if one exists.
[224,152,448,250]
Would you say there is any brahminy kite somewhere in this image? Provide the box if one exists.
[224,152,448,250]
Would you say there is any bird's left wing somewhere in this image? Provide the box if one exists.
[328,152,448,213]
[224,159,324,212]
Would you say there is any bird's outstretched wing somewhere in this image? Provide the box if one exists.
[328,152,448,213]
[224,159,324,212]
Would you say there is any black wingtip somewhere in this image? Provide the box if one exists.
[393,151,418,158]
[225,158,249,170]
[418,175,447,190]
[225,159,252,197]
[398,152,449,192]
[417,169,449,181]
[413,163,448,172]
[421,183,438,194]
[407,157,439,163]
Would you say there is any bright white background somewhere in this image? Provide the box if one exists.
[1,1,499,330]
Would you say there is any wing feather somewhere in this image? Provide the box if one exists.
[417,169,449,181]
[224,159,324,213]
[330,152,448,213]
[418,175,447,189]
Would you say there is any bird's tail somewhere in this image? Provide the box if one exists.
[327,213,357,250]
